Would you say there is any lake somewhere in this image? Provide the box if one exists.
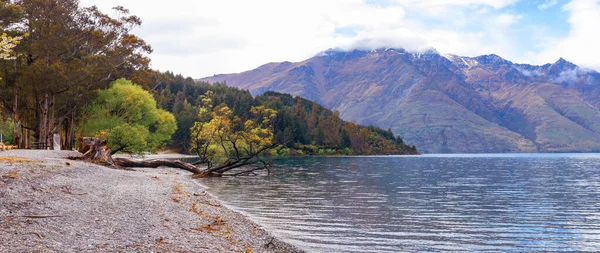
[200,154,600,252]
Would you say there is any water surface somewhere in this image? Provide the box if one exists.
[201,154,600,252]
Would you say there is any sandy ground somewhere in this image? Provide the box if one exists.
[0,150,301,253]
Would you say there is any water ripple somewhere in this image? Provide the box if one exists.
[201,155,600,252]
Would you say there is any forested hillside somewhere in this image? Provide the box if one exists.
[151,72,417,155]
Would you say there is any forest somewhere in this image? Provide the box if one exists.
[1,0,416,175]
[153,73,417,156]
[0,0,156,150]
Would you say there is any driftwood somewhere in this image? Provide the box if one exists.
[77,137,268,178]
[112,158,203,174]
[79,137,115,165]
[0,143,18,151]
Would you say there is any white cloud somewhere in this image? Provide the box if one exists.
[77,0,599,78]
[337,28,431,52]
[528,0,600,71]
[390,0,517,15]
[538,0,559,9]
[80,0,412,77]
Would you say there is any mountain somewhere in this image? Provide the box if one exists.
[200,48,600,153]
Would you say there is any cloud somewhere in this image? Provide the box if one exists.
[337,28,431,52]
[516,67,543,77]
[77,0,598,78]
[528,0,600,71]
[538,0,559,10]
[552,67,595,83]
[391,0,518,15]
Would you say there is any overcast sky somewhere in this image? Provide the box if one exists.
[78,0,600,78]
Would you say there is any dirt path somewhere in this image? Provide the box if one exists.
[0,150,300,252]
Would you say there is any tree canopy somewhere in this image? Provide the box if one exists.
[190,91,277,173]
[78,78,176,154]
[1,0,153,149]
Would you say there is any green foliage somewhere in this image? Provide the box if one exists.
[278,147,290,157]
[108,124,149,154]
[343,147,352,155]
[148,109,177,149]
[0,117,14,145]
[79,79,177,154]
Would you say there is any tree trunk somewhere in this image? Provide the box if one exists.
[68,109,75,150]
[60,109,75,150]
[24,128,29,149]
[112,158,204,174]
[12,85,21,148]
[47,94,55,148]
[78,137,115,165]
[37,93,49,148]
[77,137,266,177]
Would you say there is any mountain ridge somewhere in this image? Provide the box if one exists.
[200,48,600,153]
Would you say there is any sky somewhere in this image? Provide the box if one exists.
[78,0,600,78]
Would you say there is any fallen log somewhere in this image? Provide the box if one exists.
[112,158,204,174]
[77,137,267,177]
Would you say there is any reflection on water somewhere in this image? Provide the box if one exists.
[200,154,600,252]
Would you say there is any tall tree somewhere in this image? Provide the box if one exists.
[0,0,24,146]
[0,0,152,149]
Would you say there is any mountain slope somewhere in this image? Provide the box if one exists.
[201,48,600,153]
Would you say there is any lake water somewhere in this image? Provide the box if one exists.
[200,154,600,252]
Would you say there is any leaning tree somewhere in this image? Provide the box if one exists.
[187,91,278,177]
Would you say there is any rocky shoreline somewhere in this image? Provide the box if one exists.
[0,150,301,252]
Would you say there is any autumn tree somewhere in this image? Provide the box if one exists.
[78,79,176,155]
[190,91,278,177]
[0,33,22,61]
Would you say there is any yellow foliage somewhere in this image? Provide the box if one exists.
[0,156,32,163]
[0,33,24,61]
[94,130,109,140]
[190,93,277,169]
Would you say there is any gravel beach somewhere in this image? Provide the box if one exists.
[0,150,301,252]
